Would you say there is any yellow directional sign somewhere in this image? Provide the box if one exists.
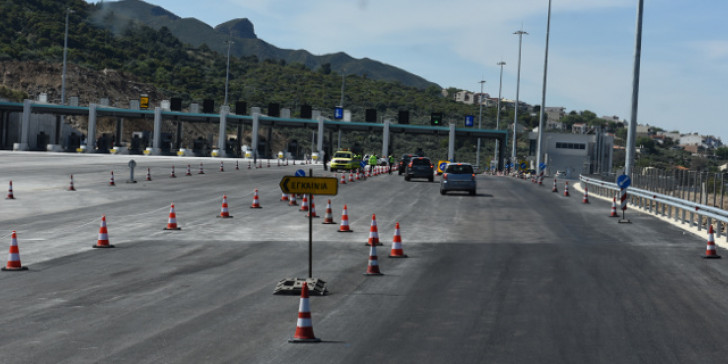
[279,176,338,195]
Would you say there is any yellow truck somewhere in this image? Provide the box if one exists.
[329,149,362,172]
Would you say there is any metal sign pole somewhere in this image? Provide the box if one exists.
[309,169,313,278]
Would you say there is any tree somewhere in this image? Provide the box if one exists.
[716,146,728,160]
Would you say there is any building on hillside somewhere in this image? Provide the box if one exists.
[572,123,588,134]
[473,93,491,105]
[527,131,614,178]
[547,119,565,131]
[455,91,475,105]
[544,107,566,123]
[656,131,681,143]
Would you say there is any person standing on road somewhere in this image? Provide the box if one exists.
[368,154,378,174]
[388,155,394,174]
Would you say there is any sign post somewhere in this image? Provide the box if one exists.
[275,171,337,295]
[616,174,632,223]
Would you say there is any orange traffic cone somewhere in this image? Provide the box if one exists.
[170,166,177,178]
[186,164,192,176]
[109,171,115,186]
[340,173,346,184]
[306,195,318,218]
[564,181,570,197]
[220,161,224,172]
[552,178,558,192]
[68,174,76,191]
[349,173,354,182]
[363,244,383,276]
[288,281,321,343]
[582,186,589,203]
[704,225,721,259]
[366,214,382,246]
[2,231,28,271]
[217,195,233,218]
[235,160,240,170]
[356,172,361,181]
[338,204,353,232]
[299,195,309,212]
[388,222,408,258]
[5,180,14,199]
[198,162,205,174]
[610,196,619,217]
[145,167,152,181]
[92,215,115,248]
[248,161,252,169]
[163,203,181,230]
[251,189,262,208]
[322,200,336,224]
[289,193,298,206]
[281,192,289,202]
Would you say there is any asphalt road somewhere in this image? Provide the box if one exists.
[1,152,727,363]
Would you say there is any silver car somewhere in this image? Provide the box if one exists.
[440,163,476,195]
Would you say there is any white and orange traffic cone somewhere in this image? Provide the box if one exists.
[281,192,289,202]
[306,195,318,218]
[388,222,408,258]
[251,189,262,208]
[356,172,361,181]
[299,195,309,212]
[289,193,298,206]
[363,244,383,276]
[218,195,233,218]
[582,186,589,204]
[349,173,354,183]
[145,167,152,181]
[340,174,346,184]
[109,171,116,186]
[170,166,177,178]
[610,196,619,217]
[248,161,252,169]
[198,162,205,174]
[704,225,721,259]
[338,204,353,232]
[220,161,224,172]
[552,178,558,193]
[258,161,263,168]
[186,164,192,176]
[2,231,28,271]
[235,160,240,170]
[288,281,321,343]
[6,180,14,199]
[92,215,115,248]
[367,214,381,246]
[322,200,336,224]
[68,174,76,191]
[564,181,570,197]
[163,203,181,230]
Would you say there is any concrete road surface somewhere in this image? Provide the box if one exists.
[0,151,727,363]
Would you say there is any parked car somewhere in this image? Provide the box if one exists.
[440,163,476,195]
[405,157,434,182]
[329,149,361,171]
[398,154,416,175]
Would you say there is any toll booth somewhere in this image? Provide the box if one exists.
[130,131,150,155]
[287,140,299,160]
[192,136,209,157]
[160,132,173,155]
[96,133,113,153]
[67,132,81,152]
[36,132,49,151]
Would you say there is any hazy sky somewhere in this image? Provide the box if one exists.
[91,0,728,141]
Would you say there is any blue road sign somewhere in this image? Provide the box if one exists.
[616,174,631,189]
[464,115,474,127]
[539,162,546,170]
[295,169,306,177]
[334,107,343,120]
[520,162,527,169]
[360,161,366,168]
[439,162,448,171]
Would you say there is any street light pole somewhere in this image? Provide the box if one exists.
[513,29,528,165]
[61,8,71,107]
[223,33,233,107]
[625,0,644,177]
[495,61,506,168]
[536,0,553,176]
[476,79,485,169]
[338,73,345,149]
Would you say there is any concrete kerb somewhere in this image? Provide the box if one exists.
[573,181,723,250]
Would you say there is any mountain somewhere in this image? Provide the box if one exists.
[90,0,438,90]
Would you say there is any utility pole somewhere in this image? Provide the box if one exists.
[536,0,553,175]
[625,0,644,177]
[223,33,233,107]
[476,79,485,170]
[495,61,506,168]
[513,29,528,165]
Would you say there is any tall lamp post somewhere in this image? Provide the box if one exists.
[58,8,73,147]
[476,79,486,169]
[625,0,644,176]
[512,29,528,165]
[536,0,553,177]
[495,61,506,168]
[223,33,233,107]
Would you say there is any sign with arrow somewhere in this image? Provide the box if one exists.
[279,176,338,195]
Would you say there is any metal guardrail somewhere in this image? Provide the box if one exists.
[580,175,728,241]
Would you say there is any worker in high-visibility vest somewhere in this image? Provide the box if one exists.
[368,154,378,173]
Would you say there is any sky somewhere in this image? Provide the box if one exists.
[91,0,728,142]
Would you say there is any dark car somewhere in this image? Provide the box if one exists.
[405,157,434,182]
[440,163,476,195]
[398,154,416,175]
